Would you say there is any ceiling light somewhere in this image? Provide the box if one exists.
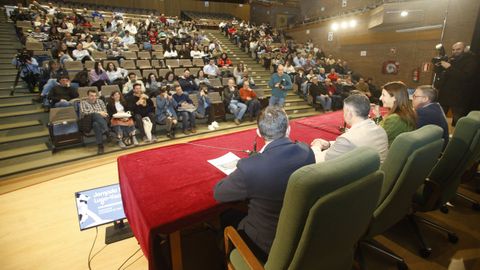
[349,20,357,27]
[400,10,408,17]
[331,23,339,31]
[341,21,348,29]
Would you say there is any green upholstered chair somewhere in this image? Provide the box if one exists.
[410,111,480,253]
[224,147,384,270]
[360,125,444,269]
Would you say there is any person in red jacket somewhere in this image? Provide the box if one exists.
[239,81,261,121]
[327,68,339,82]
[217,53,232,67]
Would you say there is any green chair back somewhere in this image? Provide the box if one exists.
[422,111,480,209]
[366,125,444,237]
[265,147,383,270]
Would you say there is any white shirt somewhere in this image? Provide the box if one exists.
[122,35,135,46]
[72,49,91,60]
[164,50,178,58]
[125,24,137,35]
[106,68,128,82]
[203,64,219,76]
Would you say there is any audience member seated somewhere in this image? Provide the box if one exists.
[82,35,98,53]
[89,62,109,91]
[380,81,416,145]
[54,43,74,64]
[327,68,339,82]
[48,76,79,107]
[194,70,210,87]
[163,71,177,88]
[173,84,197,135]
[163,43,178,59]
[178,69,198,94]
[72,43,94,63]
[214,106,315,260]
[145,73,162,97]
[122,30,136,48]
[126,83,157,143]
[156,87,178,138]
[217,52,232,67]
[79,89,110,154]
[106,62,128,88]
[40,60,70,107]
[309,76,331,111]
[196,84,213,123]
[224,78,246,125]
[97,35,112,51]
[203,58,221,77]
[123,72,146,94]
[325,78,342,111]
[412,85,449,149]
[190,45,203,59]
[311,94,388,162]
[355,77,378,103]
[239,81,261,121]
[233,63,247,86]
[106,90,138,148]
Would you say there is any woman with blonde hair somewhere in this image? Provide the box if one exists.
[380,81,416,145]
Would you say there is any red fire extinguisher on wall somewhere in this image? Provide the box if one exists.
[412,68,420,83]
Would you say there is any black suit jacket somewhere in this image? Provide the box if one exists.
[214,137,315,254]
[416,102,449,149]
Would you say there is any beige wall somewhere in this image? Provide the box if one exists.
[287,0,479,88]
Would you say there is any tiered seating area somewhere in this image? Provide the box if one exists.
[0,2,323,178]
[182,11,237,29]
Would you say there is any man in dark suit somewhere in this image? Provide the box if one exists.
[413,85,449,149]
[436,42,478,126]
[213,106,315,260]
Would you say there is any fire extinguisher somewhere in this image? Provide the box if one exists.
[412,68,420,83]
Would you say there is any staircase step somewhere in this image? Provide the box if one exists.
[0,108,45,119]
[0,93,37,104]
[0,100,33,108]
[0,143,49,161]
[0,119,42,131]
[0,125,49,144]
[0,102,39,113]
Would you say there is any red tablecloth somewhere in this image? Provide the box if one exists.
[118,111,346,269]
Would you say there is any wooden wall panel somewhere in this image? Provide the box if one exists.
[164,0,250,21]
[286,0,480,88]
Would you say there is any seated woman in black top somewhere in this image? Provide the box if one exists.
[106,90,138,148]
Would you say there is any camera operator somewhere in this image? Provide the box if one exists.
[268,64,292,107]
[11,49,41,93]
[435,42,478,125]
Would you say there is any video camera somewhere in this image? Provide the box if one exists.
[15,49,31,65]
[431,44,449,73]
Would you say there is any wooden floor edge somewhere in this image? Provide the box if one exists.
[0,124,257,195]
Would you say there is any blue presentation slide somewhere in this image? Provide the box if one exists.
[75,184,126,230]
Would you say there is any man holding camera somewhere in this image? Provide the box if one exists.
[268,65,292,107]
[11,49,40,93]
[436,42,478,126]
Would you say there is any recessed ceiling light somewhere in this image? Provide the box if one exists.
[349,20,357,27]
[400,10,409,17]
[331,23,339,31]
[341,21,348,29]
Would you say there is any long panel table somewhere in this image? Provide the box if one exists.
[118,111,346,270]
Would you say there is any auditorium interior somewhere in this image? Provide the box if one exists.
[0,0,479,269]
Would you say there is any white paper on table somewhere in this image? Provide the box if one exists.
[208,152,241,175]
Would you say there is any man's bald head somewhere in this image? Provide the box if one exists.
[452,42,465,57]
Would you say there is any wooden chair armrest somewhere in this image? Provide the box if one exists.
[224,226,264,270]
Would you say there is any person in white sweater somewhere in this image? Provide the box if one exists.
[72,43,94,63]
[106,62,128,85]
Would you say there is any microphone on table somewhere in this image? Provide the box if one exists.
[245,135,258,156]
[339,121,347,133]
